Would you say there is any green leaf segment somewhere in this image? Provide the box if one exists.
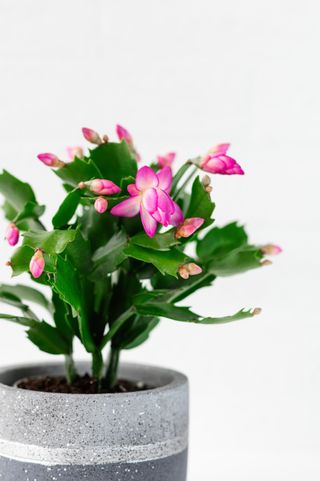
[0,132,275,390]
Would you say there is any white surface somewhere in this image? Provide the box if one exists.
[0,1,319,479]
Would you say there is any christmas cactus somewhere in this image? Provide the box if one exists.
[0,126,281,390]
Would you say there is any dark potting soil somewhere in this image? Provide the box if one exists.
[17,374,153,394]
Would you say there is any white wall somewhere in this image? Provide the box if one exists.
[0,1,319,479]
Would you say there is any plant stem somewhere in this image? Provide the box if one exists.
[105,347,120,390]
[171,162,192,193]
[64,354,77,384]
[92,349,104,391]
[173,165,198,200]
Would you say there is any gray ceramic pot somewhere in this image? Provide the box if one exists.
[0,362,188,481]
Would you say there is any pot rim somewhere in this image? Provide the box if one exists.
[0,360,188,399]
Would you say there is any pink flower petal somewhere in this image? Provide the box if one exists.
[142,188,158,213]
[175,217,204,238]
[110,196,141,217]
[188,263,203,276]
[127,184,140,196]
[157,166,172,193]
[156,189,174,215]
[66,146,84,160]
[170,202,184,226]
[157,152,176,168]
[140,205,158,237]
[209,143,230,155]
[116,124,133,144]
[136,166,158,191]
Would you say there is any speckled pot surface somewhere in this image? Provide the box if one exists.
[0,362,189,481]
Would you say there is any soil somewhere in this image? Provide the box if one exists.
[17,374,153,394]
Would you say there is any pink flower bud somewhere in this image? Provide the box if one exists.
[261,244,282,256]
[29,249,45,278]
[187,263,203,276]
[200,144,244,175]
[116,124,133,144]
[178,262,202,279]
[178,265,190,279]
[37,153,65,168]
[66,146,84,160]
[5,223,19,246]
[94,196,108,213]
[116,124,141,162]
[175,217,205,239]
[157,152,176,168]
[82,127,102,145]
[79,179,121,195]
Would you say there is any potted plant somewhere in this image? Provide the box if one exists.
[0,125,280,480]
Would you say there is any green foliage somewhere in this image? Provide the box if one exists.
[52,189,81,228]
[23,229,77,254]
[186,176,215,226]
[197,222,248,260]
[0,131,275,388]
[124,243,189,277]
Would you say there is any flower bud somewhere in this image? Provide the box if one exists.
[66,146,84,160]
[252,307,262,316]
[82,127,102,145]
[157,152,176,168]
[260,259,273,266]
[116,124,141,162]
[79,179,121,195]
[5,223,19,246]
[29,249,45,278]
[187,263,203,276]
[200,144,244,175]
[37,153,65,168]
[178,262,203,279]
[178,265,190,279]
[175,217,204,239]
[201,174,211,187]
[116,124,133,144]
[261,244,282,256]
[94,196,108,213]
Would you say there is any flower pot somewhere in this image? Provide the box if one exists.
[0,362,188,481]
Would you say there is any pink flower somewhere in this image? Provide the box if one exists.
[5,223,19,246]
[175,217,204,239]
[261,244,282,256]
[37,153,65,168]
[200,144,244,175]
[78,179,121,195]
[116,124,133,144]
[29,249,45,278]
[116,124,141,162]
[82,127,102,145]
[66,146,84,160]
[178,262,203,279]
[94,196,108,213]
[157,152,176,168]
[110,166,183,237]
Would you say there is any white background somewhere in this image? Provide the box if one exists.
[0,1,319,480]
